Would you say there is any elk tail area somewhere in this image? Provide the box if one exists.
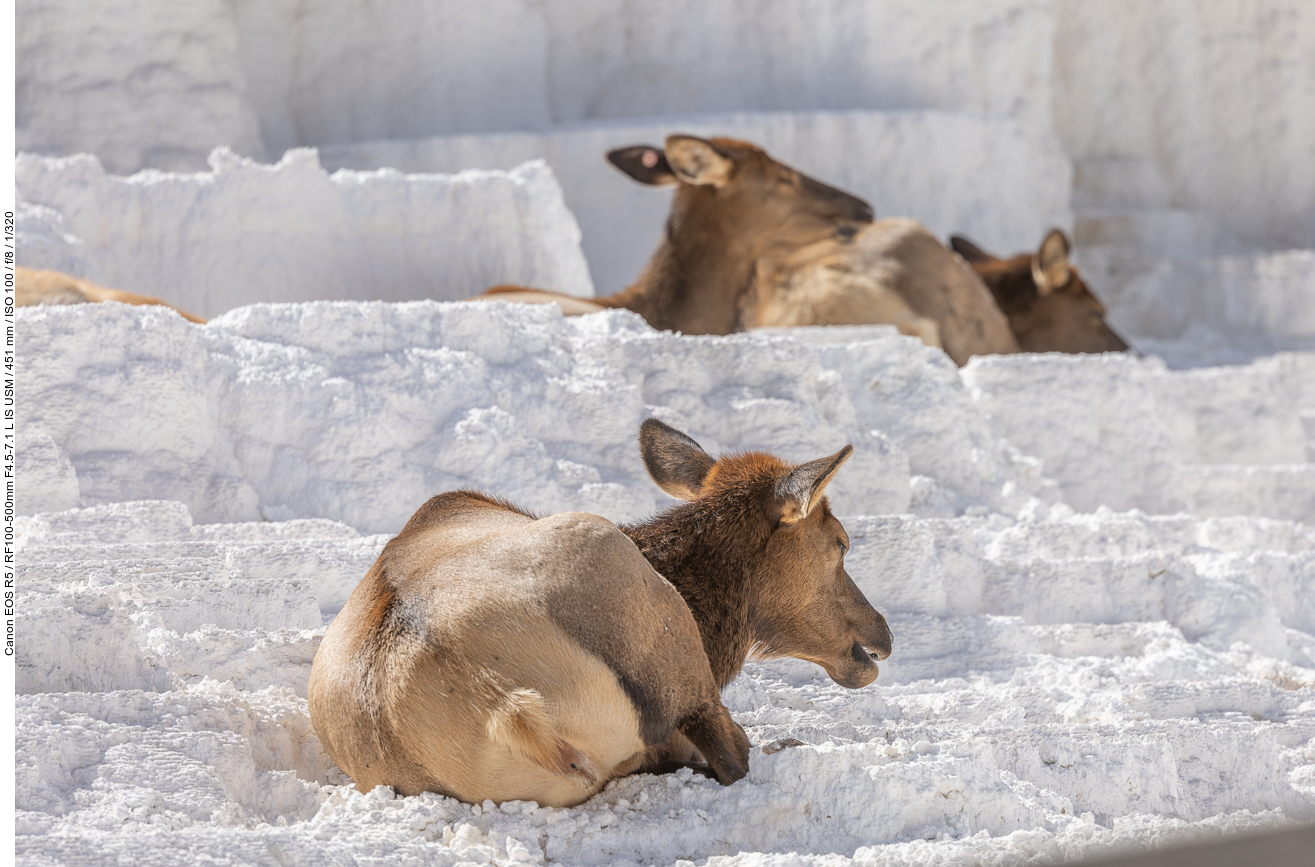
[485,686,594,781]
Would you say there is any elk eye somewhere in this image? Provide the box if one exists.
[837,540,847,555]
[836,224,859,241]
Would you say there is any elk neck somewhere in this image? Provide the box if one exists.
[620,477,778,688]
[605,191,756,335]
[972,255,1037,319]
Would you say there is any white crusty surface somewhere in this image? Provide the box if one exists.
[16,300,1315,866]
[20,302,1315,528]
[15,499,1315,866]
[16,149,594,319]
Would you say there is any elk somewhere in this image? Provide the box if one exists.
[470,135,1017,364]
[472,134,874,335]
[16,267,207,323]
[740,218,1020,366]
[308,419,892,808]
[949,230,1131,354]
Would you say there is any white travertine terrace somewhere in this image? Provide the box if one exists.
[13,2,1315,863]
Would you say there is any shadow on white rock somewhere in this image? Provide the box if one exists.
[17,434,81,514]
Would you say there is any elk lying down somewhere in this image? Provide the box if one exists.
[741,218,1020,366]
[468,135,1018,364]
[469,134,874,335]
[16,267,207,324]
[950,230,1131,354]
[308,419,892,807]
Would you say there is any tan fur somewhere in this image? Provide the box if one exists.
[467,138,1017,365]
[742,218,1019,365]
[396,610,643,805]
[309,501,736,807]
[311,421,896,809]
[467,135,873,335]
[16,267,207,323]
[480,286,610,316]
[742,233,943,348]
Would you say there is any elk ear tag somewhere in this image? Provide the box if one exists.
[639,418,716,501]
[1031,228,1072,295]
[664,135,733,188]
[607,145,679,186]
[776,445,853,523]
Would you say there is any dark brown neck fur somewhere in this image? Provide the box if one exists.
[601,193,753,335]
[620,469,779,688]
[971,254,1045,318]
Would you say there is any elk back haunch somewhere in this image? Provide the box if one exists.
[741,218,1020,365]
[308,496,747,808]
[469,133,874,336]
[308,419,891,807]
[467,135,1018,364]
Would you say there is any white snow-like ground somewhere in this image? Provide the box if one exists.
[16,300,1315,865]
[13,2,1315,861]
[15,149,594,320]
[16,0,1315,362]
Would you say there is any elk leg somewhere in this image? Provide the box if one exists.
[674,702,751,786]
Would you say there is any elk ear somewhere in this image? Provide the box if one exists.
[950,235,994,263]
[664,135,733,188]
[607,145,678,186]
[1031,229,1072,295]
[639,418,716,501]
[776,445,853,523]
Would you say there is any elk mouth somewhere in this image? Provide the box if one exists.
[823,611,895,691]
[816,639,886,689]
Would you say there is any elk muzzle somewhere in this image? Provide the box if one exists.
[826,583,892,689]
[800,173,874,225]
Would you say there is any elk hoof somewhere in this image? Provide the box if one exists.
[762,737,806,755]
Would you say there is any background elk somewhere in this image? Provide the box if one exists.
[741,218,1019,365]
[17,266,207,323]
[473,134,872,334]
[950,230,1131,354]
[308,418,891,808]
[473,135,1017,364]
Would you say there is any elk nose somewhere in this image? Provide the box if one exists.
[833,197,873,224]
[864,614,893,660]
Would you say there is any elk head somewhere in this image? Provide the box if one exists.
[610,135,874,256]
[605,136,875,334]
[952,229,1131,354]
[635,419,892,690]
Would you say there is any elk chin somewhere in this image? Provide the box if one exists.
[823,640,880,689]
